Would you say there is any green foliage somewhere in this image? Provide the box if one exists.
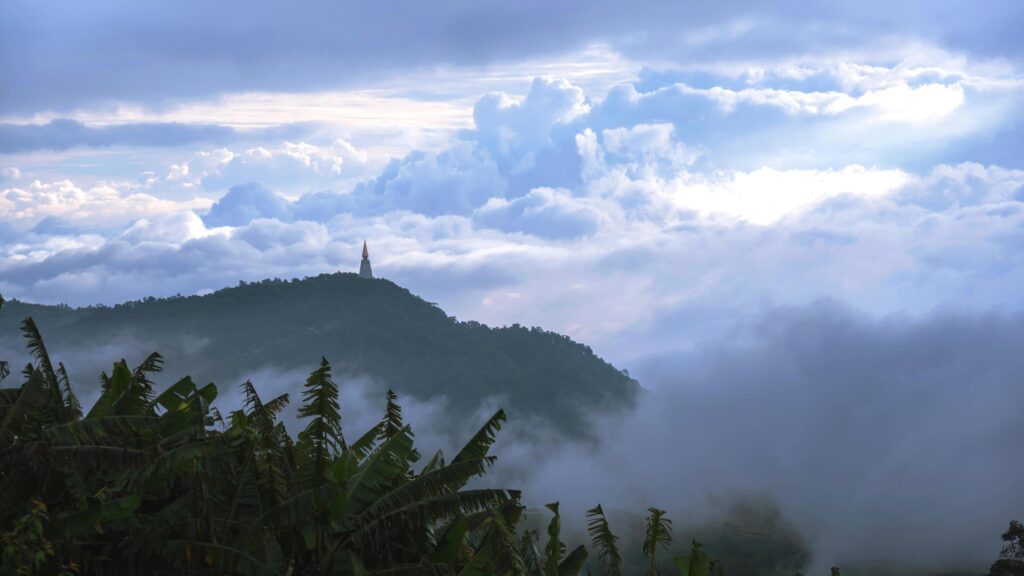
[644,507,673,575]
[0,273,638,438]
[0,312,763,576]
[544,503,564,576]
[673,540,714,576]
[296,356,345,489]
[0,316,529,575]
[989,520,1024,576]
[587,504,624,576]
[1,500,79,576]
[537,502,588,576]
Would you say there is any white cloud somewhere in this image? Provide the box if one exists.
[677,165,910,225]
[472,187,612,239]
[577,123,909,225]
[2,161,1020,364]
[1,59,1023,353]
[677,81,966,123]
[345,142,508,217]
[200,139,376,194]
[473,77,591,174]
[234,218,330,253]
[120,211,220,245]
[0,179,211,228]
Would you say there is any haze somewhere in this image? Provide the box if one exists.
[1,1,1022,573]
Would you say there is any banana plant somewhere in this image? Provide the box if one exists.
[673,540,715,576]
[586,504,623,576]
[643,507,672,576]
[2,314,715,576]
[534,502,588,576]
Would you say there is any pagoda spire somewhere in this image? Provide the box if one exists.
[359,241,373,279]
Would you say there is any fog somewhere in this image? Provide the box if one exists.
[2,300,1021,573]
[494,301,1024,573]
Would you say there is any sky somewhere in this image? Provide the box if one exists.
[2,1,1023,366]
[2,1,1024,569]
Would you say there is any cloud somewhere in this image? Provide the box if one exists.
[4,0,1023,115]
[672,81,966,123]
[200,139,374,194]
[472,187,609,239]
[234,218,330,252]
[589,70,1021,171]
[0,119,314,153]
[505,302,1024,573]
[677,165,910,225]
[338,142,507,217]
[203,182,293,227]
[1,77,1023,350]
[0,179,211,229]
[472,77,590,174]
[120,211,217,244]
[575,122,909,224]
[2,160,1021,357]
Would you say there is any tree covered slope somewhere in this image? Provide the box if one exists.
[0,273,638,436]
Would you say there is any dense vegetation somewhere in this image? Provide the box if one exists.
[1,293,1016,575]
[989,520,1024,575]
[0,295,713,575]
[0,273,638,438]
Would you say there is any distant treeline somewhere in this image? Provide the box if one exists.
[0,273,639,438]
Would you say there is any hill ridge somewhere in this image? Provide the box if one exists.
[0,272,638,436]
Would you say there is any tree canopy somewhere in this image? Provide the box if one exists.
[0,273,638,439]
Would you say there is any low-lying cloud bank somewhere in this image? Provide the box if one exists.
[1,299,1019,572]
[221,302,1024,573]
[490,302,1024,573]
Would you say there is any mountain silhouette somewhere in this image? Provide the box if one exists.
[0,273,638,436]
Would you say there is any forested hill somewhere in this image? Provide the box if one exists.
[0,273,638,436]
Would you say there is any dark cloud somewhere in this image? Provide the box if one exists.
[0,119,314,153]
[4,1,1021,115]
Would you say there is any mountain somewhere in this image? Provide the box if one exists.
[0,273,638,436]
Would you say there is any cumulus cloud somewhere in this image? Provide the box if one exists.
[2,70,1023,349]
[203,182,293,227]
[676,165,910,225]
[335,143,508,217]
[0,179,211,229]
[201,139,374,194]
[233,218,330,253]
[472,187,610,239]
[2,159,1021,360]
[472,78,590,173]
[574,122,909,225]
[120,211,218,245]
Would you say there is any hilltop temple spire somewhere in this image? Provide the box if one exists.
[359,240,373,279]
